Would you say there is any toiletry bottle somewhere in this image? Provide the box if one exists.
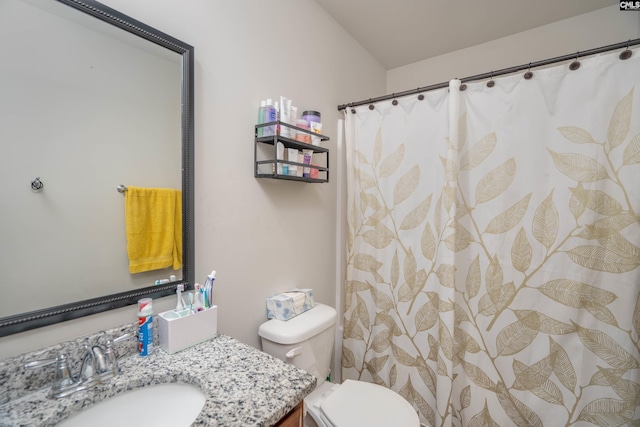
[257,100,266,137]
[138,312,153,356]
[194,283,203,311]
[274,101,280,135]
[138,298,153,316]
[302,110,321,124]
[279,96,292,138]
[264,99,276,136]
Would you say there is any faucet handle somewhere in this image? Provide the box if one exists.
[109,332,136,357]
[99,332,135,378]
[25,354,79,398]
[24,357,57,370]
[113,332,135,344]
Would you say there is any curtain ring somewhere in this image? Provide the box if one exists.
[569,51,581,70]
[459,83,467,91]
[391,94,398,106]
[487,71,495,88]
[367,99,374,110]
[417,93,424,101]
[524,62,533,80]
[620,39,632,60]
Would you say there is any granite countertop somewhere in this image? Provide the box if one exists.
[0,334,316,427]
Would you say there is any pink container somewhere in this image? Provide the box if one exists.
[295,119,310,143]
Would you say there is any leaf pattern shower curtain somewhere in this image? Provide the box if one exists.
[342,49,640,426]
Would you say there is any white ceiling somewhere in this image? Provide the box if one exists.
[314,0,618,69]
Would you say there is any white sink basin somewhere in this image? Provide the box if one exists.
[57,383,206,427]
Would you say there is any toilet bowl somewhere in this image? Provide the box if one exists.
[258,303,420,427]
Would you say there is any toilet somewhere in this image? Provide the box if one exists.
[258,303,420,427]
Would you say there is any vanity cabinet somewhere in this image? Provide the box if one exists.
[255,121,330,183]
[274,402,304,427]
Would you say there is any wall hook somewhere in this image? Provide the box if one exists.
[31,177,44,191]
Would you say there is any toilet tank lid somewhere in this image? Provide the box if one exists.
[259,303,337,344]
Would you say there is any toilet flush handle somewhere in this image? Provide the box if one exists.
[285,347,302,359]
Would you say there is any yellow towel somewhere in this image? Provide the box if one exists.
[125,186,183,274]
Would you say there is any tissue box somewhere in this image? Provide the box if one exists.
[157,305,218,354]
[266,289,314,321]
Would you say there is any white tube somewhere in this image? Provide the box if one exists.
[277,142,284,175]
[302,149,313,178]
[309,121,323,146]
[280,96,292,138]
[287,148,298,176]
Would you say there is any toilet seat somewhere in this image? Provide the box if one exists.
[308,380,420,427]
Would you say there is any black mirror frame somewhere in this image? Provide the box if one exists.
[0,0,195,338]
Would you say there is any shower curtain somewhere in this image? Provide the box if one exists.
[342,48,640,426]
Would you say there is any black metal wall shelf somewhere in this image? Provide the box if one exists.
[255,121,330,183]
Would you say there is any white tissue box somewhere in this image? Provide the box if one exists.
[157,305,218,354]
[266,289,314,321]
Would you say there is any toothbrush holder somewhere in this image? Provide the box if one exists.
[157,305,218,354]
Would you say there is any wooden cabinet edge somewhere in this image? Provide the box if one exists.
[273,401,304,427]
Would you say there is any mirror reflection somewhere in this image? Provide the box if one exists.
[0,0,193,331]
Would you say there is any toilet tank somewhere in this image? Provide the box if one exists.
[258,304,337,386]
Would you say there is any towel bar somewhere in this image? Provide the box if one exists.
[116,185,128,193]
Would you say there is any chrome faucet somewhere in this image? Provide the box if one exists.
[24,333,134,399]
[92,333,134,380]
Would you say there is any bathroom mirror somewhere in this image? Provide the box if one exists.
[0,0,194,337]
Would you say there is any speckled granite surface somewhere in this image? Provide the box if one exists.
[0,322,139,405]
[0,328,316,427]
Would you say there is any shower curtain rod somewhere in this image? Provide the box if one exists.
[337,37,640,111]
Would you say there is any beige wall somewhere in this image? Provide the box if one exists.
[387,5,640,93]
[0,0,385,359]
[3,2,640,361]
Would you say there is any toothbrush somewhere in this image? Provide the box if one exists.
[202,287,209,309]
[180,291,187,310]
[188,292,194,315]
